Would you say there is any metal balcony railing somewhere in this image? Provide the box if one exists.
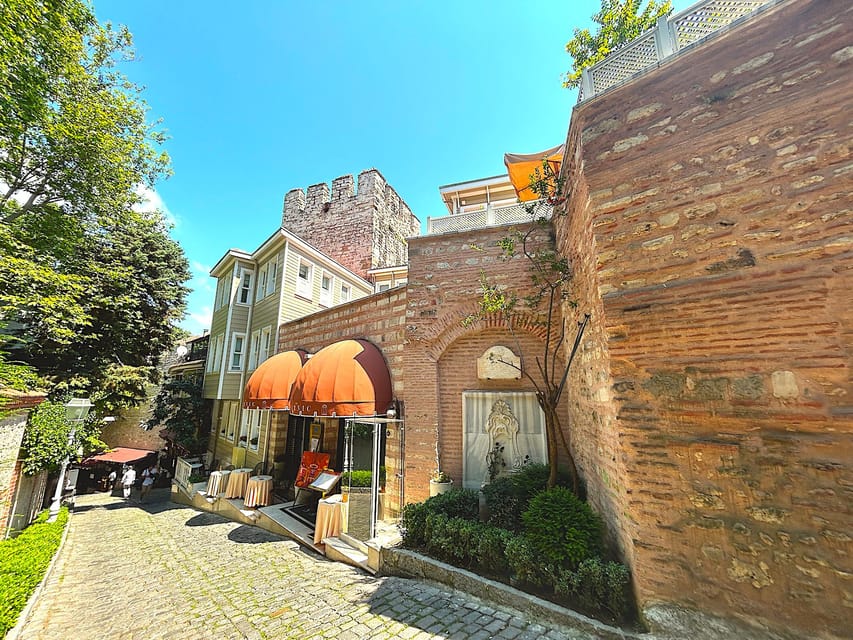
[578,0,776,102]
[426,202,552,235]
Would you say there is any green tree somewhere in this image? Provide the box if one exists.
[466,162,589,492]
[0,0,189,405]
[145,376,208,454]
[563,0,672,89]
[20,400,105,475]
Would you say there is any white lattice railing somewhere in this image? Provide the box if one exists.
[175,457,203,489]
[579,0,774,101]
[426,202,552,235]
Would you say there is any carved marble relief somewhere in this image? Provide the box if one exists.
[462,391,547,490]
[477,346,521,380]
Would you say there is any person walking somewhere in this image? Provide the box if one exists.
[121,465,136,500]
[107,469,117,493]
[140,465,157,502]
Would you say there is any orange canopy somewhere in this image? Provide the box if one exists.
[503,144,564,202]
[243,349,308,410]
[288,339,392,417]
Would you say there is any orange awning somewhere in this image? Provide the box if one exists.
[288,339,392,417]
[243,349,308,410]
[504,144,564,202]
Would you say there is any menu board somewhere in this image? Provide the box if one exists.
[307,471,341,493]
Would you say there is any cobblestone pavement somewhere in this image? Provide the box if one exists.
[18,490,604,640]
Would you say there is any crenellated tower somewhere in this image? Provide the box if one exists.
[281,169,420,279]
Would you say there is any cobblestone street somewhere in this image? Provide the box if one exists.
[17,490,604,640]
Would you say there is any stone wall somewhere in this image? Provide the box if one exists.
[0,410,28,535]
[281,170,420,279]
[554,0,852,637]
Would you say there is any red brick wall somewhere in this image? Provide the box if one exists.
[404,226,568,503]
[554,0,852,635]
[278,290,408,512]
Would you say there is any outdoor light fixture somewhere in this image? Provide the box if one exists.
[386,404,396,420]
[47,398,93,522]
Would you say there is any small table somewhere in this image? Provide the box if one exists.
[205,470,231,497]
[224,468,253,499]
[244,475,273,508]
[314,493,343,544]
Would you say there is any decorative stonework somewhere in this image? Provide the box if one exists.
[477,346,521,380]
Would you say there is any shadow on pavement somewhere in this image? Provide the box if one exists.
[227,524,285,544]
[185,512,227,527]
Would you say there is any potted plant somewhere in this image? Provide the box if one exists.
[429,426,453,496]
[430,470,453,496]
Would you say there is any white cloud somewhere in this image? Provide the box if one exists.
[181,305,212,336]
[134,185,177,228]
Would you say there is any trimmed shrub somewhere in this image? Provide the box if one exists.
[505,535,553,588]
[426,488,479,520]
[475,526,513,575]
[0,508,69,636]
[521,487,602,568]
[483,464,572,532]
[399,489,479,548]
[555,557,631,619]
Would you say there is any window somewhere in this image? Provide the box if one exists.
[248,329,261,370]
[340,284,350,302]
[320,272,333,306]
[230,333,246,371]
[378,283,390,292]
[214,277,231,310]
[237,269,253,305]
[259,327,271,365]
[220,401,239,441]
[207,334,224,372]
[238,409,250,447]
[266,259,277,297]
[255,257,279,301]
[248,410,268,451]
[296,259,313,299]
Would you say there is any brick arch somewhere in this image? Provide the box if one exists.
[415,300,553,362]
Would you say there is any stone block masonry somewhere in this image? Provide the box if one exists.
[281,169,420,279]
[554,0,852,637]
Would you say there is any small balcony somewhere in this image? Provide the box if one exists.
[425,201,552,236]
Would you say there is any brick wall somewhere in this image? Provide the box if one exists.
[403,225,570,503]
[0,410,29,535]
[278,289,408,513]
[554,0,852,636]
[281,170,420,279]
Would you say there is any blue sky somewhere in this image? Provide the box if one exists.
[92,1,679,336]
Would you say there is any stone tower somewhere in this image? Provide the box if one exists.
[281,169,420,279]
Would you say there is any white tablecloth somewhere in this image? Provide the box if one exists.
[314,494,343,544]
[205,470,231,497]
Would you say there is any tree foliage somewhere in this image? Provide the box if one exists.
[144,377,208,453]
[0,0,189,406]
[20,399,105,475]
[563,0,672,89]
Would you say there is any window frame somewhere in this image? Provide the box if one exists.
[259,326,271,366]
[229,333,246,371]
[248,329,261,371]
[295,259,314,299]
[319,271,333,306]
[340,283,350,302]
[237,268,253,306]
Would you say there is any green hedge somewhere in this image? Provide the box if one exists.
[400,480,631,622]
[0,508,69,636]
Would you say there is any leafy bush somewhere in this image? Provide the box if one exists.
[475,526,513,575]
[399,489,479,548]
[483,463,565,532]
[521,487,602,568]
[341,469,373,487]
[426,488,480,520]
[0,508,68,636]
[505,535,553,588]
[555,558,631,619]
